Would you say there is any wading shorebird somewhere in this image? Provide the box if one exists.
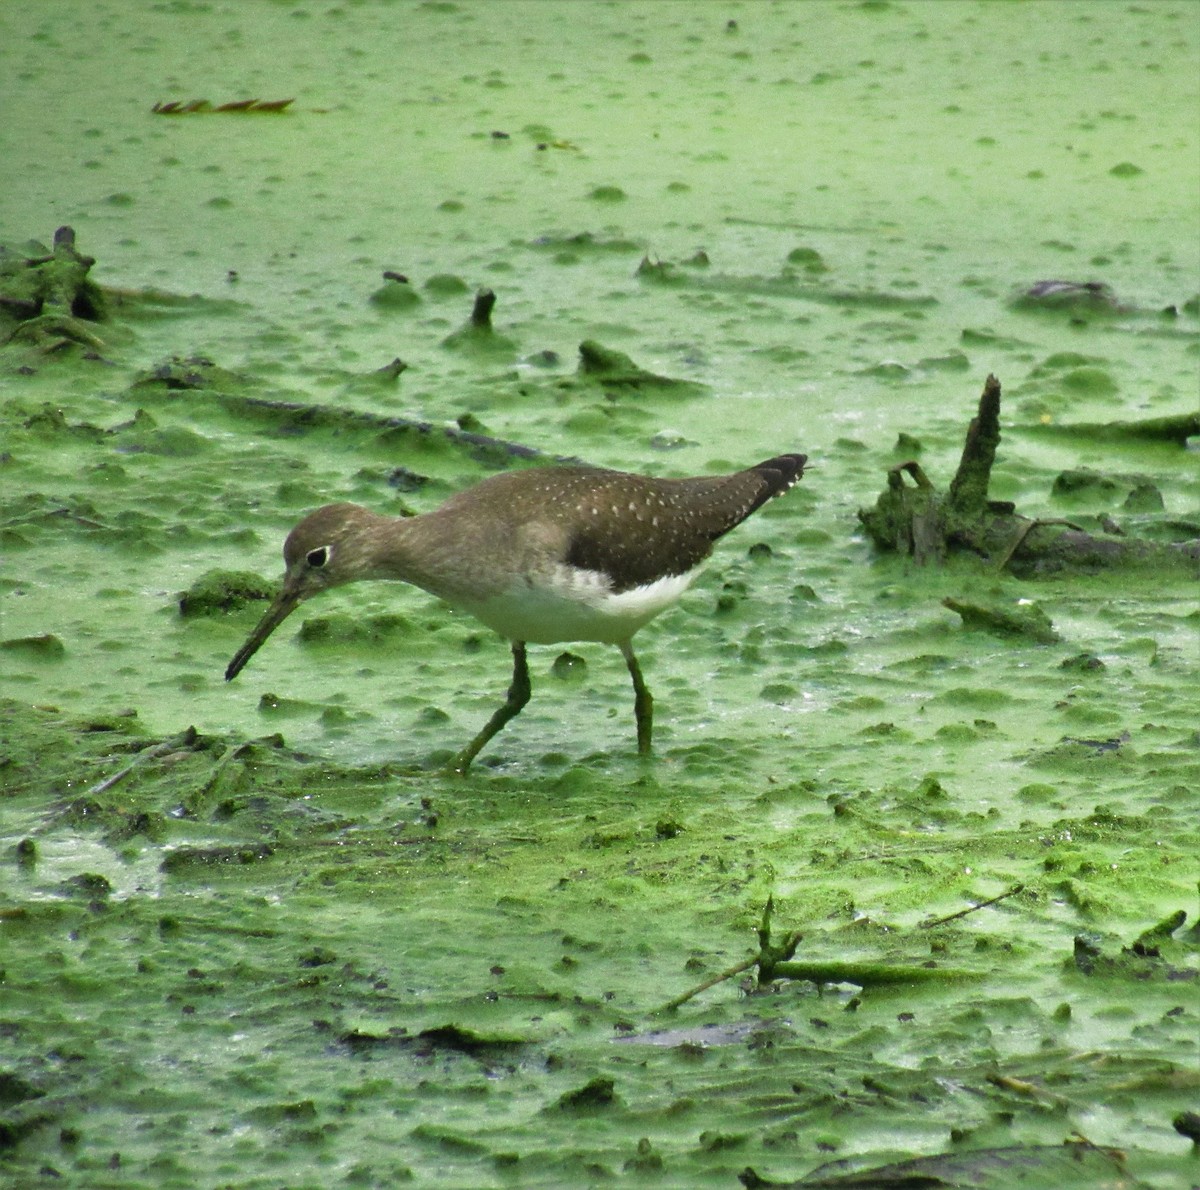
[225,453,808,770]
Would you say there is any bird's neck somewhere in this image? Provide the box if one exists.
[364,507,510,604]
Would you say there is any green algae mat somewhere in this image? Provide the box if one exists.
[2,2,1198,1187]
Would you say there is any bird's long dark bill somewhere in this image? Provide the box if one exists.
[225,592,300,681]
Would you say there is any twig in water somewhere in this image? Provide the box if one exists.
[85,728,198,796]
[919,884,1024,929]
[651,954,761,1016]
[653,897,800,1014]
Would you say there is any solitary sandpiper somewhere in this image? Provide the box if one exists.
[226,453,808,769]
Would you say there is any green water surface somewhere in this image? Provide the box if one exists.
[1,2,1198,1187]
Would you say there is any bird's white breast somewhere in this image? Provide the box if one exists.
[456,564,700,645]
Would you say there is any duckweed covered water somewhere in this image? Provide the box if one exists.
[2,3,1198,1187]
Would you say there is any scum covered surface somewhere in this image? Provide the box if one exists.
[1,2,1198,1187]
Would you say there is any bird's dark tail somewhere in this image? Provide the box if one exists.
[745,453,808,515]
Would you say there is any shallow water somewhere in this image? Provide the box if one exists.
[2,2,1198,1187]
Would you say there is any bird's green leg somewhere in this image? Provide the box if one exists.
[450,641,531,773]
[620,641,653,755]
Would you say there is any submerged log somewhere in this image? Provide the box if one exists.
[130,356,558,467]
[856,375,1200,576]
[1024,411,1200,448]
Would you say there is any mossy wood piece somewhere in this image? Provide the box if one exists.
[941,596,1061,644]
[752,897,976,990]
[0,226,108,349]
[857,375,1200,576]
[575,338,709,397]
[440,288,518,355]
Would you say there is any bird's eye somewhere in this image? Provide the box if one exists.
[306,546,330,568]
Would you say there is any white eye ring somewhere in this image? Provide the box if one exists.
[306,545,331,568]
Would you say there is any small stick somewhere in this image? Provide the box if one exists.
[85,728,197,796]
[919,883,1024,929]
[651,954,760,1015]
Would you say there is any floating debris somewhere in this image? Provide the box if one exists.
[152,98,295,115]
[1010,279,1123,313]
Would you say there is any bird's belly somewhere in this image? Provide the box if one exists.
[456,566,698,645]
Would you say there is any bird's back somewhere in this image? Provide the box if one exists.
[440,455,806,594]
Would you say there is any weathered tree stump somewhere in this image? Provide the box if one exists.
[0,226,109,350]
[857,375,1199,576]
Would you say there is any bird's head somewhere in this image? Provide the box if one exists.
[225,503,379,681]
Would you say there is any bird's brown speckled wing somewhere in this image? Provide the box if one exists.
[561,454,806,592]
